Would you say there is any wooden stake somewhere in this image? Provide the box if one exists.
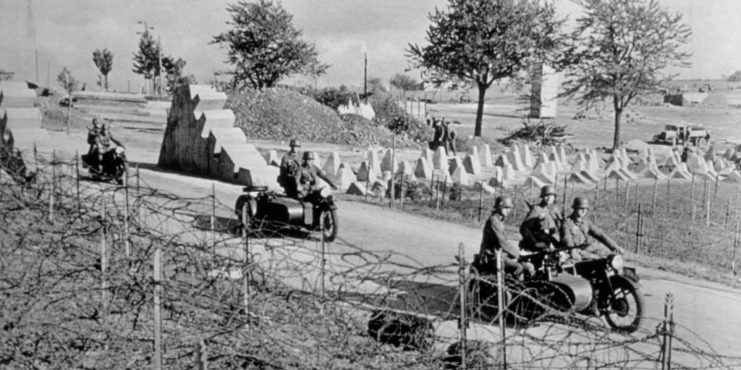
[124,170,131,259]
[733,222,739,277]
[320,214,326,296]
[623,182,630,213]
[635,204,641,253]
[389,135,396,206]
[211,183,216,250]
[651,178,658,216]
[496,248,507,368]
[666,179,671,215]
[242,203,250,316]
[101,197,108,312]
[690,174,696,218]
[457,243,468,369]
[153,242,163,370]
[478,186,484,222]
[75,150,80,211]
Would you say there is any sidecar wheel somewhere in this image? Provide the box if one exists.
[604,279,644,333]
[320,209,338,242]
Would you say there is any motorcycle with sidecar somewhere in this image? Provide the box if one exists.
[81,146,128,185]
[234,185,338,241]
[468,246,644,333]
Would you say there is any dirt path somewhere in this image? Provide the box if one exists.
[16,128,741,360]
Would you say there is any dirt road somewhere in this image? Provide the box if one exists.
[15,128,741,361]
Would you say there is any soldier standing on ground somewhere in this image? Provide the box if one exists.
[477,195,535,280]
[279,139,302,197]
[561,197,624,261]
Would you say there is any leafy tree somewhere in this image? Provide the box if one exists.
[132,29,158,81]
[408,0,565,137]
[57,67,78,95]
[212,0,328,90]
[92,48,114,91]
[727,71,741,83]
[390,74,421,96]
[562,0,691,150]
[132,30,191,94]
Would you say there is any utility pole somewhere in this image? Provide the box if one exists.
[158,36,163,97]
[363,53,367,100]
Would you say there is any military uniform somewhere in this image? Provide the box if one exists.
[279,151,301,197]
[561,215,620,260]
[478,213,528,277]
[519,204,563,252]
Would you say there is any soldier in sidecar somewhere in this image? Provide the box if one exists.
[234,152,340,241]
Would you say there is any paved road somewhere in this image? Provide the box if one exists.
[16,129,741,362]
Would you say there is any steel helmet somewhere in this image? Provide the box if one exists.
[289,139,301,148]
[572,197,591,209]
[303,151,316,161]
[494,195,514,209]
[540,185,557,197]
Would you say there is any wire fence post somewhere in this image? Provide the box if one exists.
[660,293,675,370]
[75,150,80,211]
[594,177,600,211]
[651,178,658,216]
[389,134,396,207]
[124,169,131,259]
[195,339,208,370]
[320,214,326,296]
[399,175,405,208]
[153,242,163,370]
[666,178,671,215]
[457,243,467,370]
[100,197,108,313]
[211,183,216,251]
[562,175,568,211]
[635,204,642,253]
[733,221,739,277]
[690,174,695,218]
[496,248,507,370]
[242,203,250,317]
[478,186,484,222]
[48,149,56,223]
[623,182,630,213]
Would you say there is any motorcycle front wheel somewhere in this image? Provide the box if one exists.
[319,209,338,242]
[603,279,645,333]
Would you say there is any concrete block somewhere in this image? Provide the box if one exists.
[267,150,280,167]
[481,144,493,167]
[381,148,397,173]
[451,166,471,185]
[521,145,534,167]
[335,164,356,190]
[507,149,525,171]
[568,172,593,184]
[448,156,464,176]
[723,171,741,183]
[607,169,630,181]
[463,154,482,176]
[421,147,434,164]
[495,154,511,168]
[4,107,42,131]
[524,175,546,189]
[346,182,367,196]
[433,146,449,174]
[323,152,342,179]
[531,170,555,184]
[357,161,378,182]
[502,164,515,180]
[414,157,433,180]
[580,170,600,183]
[367,150,382,174]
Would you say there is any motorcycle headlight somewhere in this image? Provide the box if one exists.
[115,146,125,155]
[609,254,624,273]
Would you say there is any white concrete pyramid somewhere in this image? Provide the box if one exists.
[482,182,497,194]
[580,170,600,183]
[449,156,464,176]
[521,145,534,167]
[422,147,434,164]
[382,170,393,182]
[323,151,342,178]
[723,171,741,183]
[642,167,666,180]
[471,146,481,165]
[463,154,482,176]
[267,150,280,167]
[607,169,630,181]
[569,172,593,184]
[451,166,471,185]
[490,166,505,187]
[686,154,707,174]
[670,163,692,180]
[414,157,433,179]
[357,161,378,182]
[531,170,556,184]
[481,144,494,167]
[548,147,564,171]
[507,148,526,171]
[557,146,568,165]
[335,163,356,190]
[346,181,368,196]
[723,148,735,160]
[502,164,516,180]
[495,154,511,168]
[367,150,382,174]
[524,175,547,189]
[397,160,414,177]
[433,146,449,173]
[662,154,679,169]
[381,149,397,173]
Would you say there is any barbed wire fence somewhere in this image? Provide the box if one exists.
[370,165,741,281]
[0,147,737,369]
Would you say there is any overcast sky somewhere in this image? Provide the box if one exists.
[1,0,740,92]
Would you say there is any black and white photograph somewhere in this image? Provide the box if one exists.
[1,0,740,368]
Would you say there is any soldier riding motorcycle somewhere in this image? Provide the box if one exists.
[81,121,127,185]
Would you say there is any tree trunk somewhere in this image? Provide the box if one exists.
[613,98,623,150]
[474,82,488,137]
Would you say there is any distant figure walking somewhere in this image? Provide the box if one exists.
[430,117,444,151]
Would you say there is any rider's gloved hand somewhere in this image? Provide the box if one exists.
[614,246,625,255]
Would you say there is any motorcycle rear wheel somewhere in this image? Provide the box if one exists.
[603,279,644,333]
[320,209,338,242]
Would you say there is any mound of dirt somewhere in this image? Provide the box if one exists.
[227,88,426,148]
